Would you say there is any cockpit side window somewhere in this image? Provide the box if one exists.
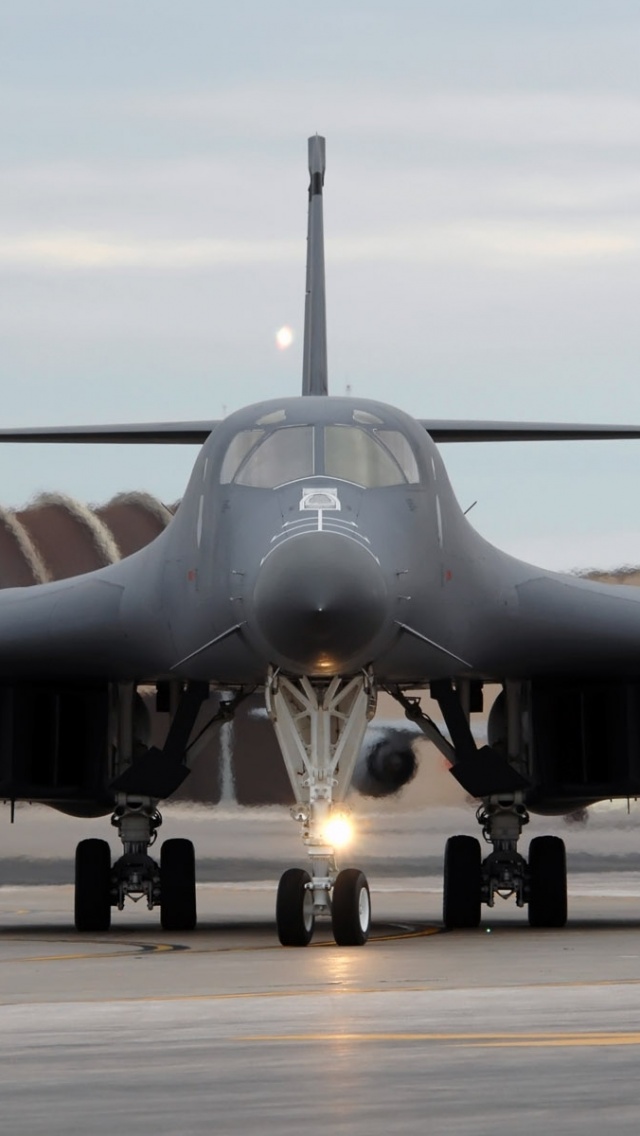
[234,426,314,487]
[324,425,405,487]
[220,430,265,484]
[375,430,421,484]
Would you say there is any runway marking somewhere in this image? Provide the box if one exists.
[0,924,441,965]
[466,1035,640,1049]
[234,1030,640,1049]
[2,977,640,1009]
[0,941,188,964]
[183,925,441,955]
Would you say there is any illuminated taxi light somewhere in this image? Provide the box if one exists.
[323,814,353,849]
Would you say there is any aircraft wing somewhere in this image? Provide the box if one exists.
[0,418,639,445]
[422,420,640,442]
[0,421,218,443]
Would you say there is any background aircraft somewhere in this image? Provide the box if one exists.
[1,136,640,946]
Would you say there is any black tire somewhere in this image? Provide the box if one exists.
[276,868,314,946]
[160,838,197,931]
[443,835,482,929]
[528,835,567,928]
[75,838,112,932]
[331,868,371,946]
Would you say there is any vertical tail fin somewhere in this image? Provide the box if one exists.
[302,135,328,396]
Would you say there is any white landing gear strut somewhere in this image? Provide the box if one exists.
[266,667,376,947]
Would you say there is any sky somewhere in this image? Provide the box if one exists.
[1,1,640,570]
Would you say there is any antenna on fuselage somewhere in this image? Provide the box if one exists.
[302,134,328,396]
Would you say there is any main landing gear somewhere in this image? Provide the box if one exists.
[74,794,197,932]
[266,669,376,947]
[442,797,568,930]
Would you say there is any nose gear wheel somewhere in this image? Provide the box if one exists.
[276,868,315,947]
[332,868,371,946]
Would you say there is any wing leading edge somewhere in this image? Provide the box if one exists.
[422,420,640,443]
[0,422,217,443]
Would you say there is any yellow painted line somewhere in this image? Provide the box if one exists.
[180,925,441,955]
[0,924,441,964]
[0,982,452,1008]
[234,1030,640,1048]
[1,942,179,964]
[16,951,137,963]
[468,1036,640,1049]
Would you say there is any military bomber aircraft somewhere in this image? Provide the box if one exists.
[2,137,640,945]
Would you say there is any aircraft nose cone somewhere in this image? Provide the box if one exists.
[252,532,388,672]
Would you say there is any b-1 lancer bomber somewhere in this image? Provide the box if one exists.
[2,136,640,946]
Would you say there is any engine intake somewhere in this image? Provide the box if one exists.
[352,728,418,798]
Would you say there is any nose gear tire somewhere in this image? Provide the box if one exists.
[331,868,371,946]
[75,838,112,932]
[443,835,482,929]
[160,838,197,931]
[276,868,315,946]
[527,835,567,928]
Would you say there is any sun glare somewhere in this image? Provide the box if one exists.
[276,325,294,350]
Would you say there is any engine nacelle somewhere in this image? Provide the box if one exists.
[351,728,418,798]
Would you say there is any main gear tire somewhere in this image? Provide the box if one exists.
[528,835,567,928]
[442,835,482,929]
[160,838,197,931]
[75,838,112,932]
[331,868,371,946]
[276,868,315,946]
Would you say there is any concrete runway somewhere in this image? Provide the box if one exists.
[3,805,640,1134]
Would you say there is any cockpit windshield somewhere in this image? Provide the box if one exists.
[235,426,314,486]
[324,427,405,487]
[220,418,421,489]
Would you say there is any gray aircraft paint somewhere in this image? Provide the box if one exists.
[302,135,328,398]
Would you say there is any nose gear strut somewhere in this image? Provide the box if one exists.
[266,667,376,946]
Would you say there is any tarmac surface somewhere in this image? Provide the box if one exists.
[3,803,640,1134]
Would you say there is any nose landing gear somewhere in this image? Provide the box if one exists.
[266,668,376,947]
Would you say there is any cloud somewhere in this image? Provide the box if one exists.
[0,220,637,271]
[0,232,301,268]
[124,86,640,149]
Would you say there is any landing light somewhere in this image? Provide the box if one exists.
[323,813,353,849]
